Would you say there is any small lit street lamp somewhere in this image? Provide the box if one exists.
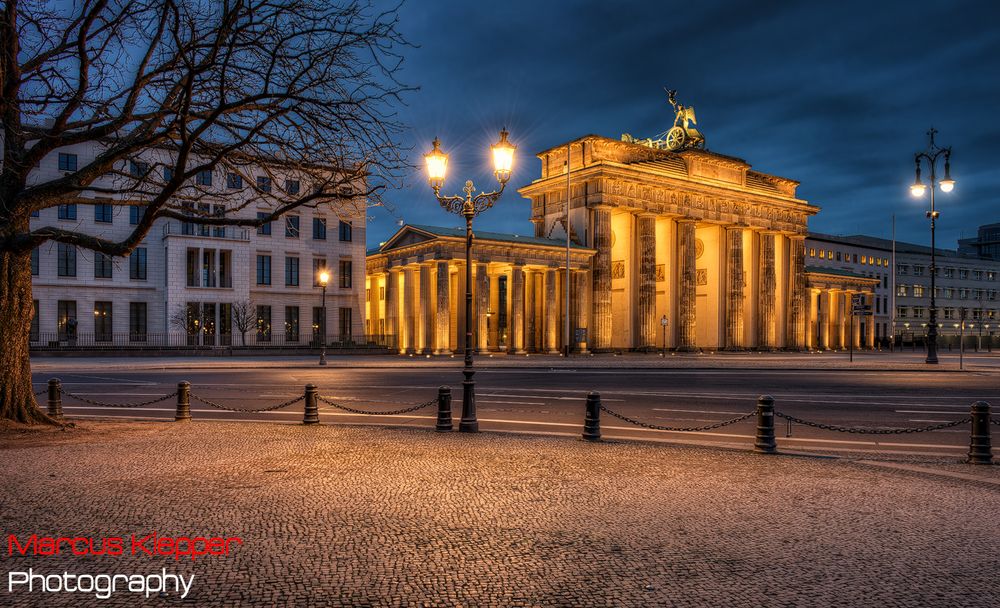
[318,270,330,366]
[425,128,516,432]
[910,128,955,364]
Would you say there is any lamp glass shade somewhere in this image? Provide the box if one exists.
[910,182,926,197]
[491,128,515,182]
[318,271,330,286]
[424,138,448,186]
[939,178,955,193]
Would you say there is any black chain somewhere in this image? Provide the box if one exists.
[190,393,303,413]
[991,418,1000,426]
[317,395,436,416]
[774,411,970,435]
[59,389,178,408]
[33,387,47,397]
[599,405,756,432]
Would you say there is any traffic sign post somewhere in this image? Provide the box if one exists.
[660,315,669,357]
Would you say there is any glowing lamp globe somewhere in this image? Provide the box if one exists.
[319,271,330,287]
[491,128,516,183]
[425,138,448,188]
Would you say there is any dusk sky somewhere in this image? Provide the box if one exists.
[368,0,1000,250]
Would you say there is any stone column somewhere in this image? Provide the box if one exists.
[804,288,815,350]
[636,213,657,350]
[591,205,613,351]
[574,270,590,353]
[852,292,862,349]
[724,226,745,350]
[510,265,526,354]
[865,293,875,349]
[419,264,432,354]
[758,232,777,350]
[833,291,844,350]
[370,274,383,339]
[403,267,416,354]
[525,270,536,352]
[434,261,452,355]
[787,236,806,349]
[476,263,489,353]
[385,268,400,353]
[818,290,830,350]
[545,268,558,354]
[677,220,698,351]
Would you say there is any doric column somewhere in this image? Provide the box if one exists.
[591,205,613,351]
[804,288,815,350]
[510,264,526,354]
[385,268,400,353]
[370,274,383,339]
[787,236,806,349]
[758,232,777,349]
[403,267,416,354]
[724,226,745,349]
[832,291,844,350]
[574,270,590,353]
[852,292,862,349]
[677,220,698,351]
[434,261,452,355]
[636,213,657,350]
[419,264,432,354]
[476,263,489,353]
[525,270,536,352]
[818,290,830,350]
[545,268,558,354]
[865,293,875,349]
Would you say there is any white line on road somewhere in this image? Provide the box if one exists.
[653,407,747,415]
[479,400,546,406]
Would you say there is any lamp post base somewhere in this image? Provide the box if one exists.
[459,372,478,433]
[319,349,327,366]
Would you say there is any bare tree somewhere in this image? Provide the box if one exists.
[231,299,256,347]
[0,0,411,422]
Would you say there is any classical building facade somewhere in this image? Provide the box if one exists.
[366,134,886,353]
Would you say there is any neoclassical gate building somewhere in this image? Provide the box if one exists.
[367,131,877,353]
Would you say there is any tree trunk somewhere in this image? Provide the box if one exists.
[0,248,51,424]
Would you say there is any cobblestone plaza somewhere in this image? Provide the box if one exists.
[2,421,998,607]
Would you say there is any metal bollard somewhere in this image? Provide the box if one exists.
[47,378,63,420]
[435,386,453,432]
[582,391,601,441]
[175,381,191,422]
[967,401,993,465]
[303,384,319,425]
[754,395,777,454]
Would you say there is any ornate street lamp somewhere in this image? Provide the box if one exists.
[318,270,330,366]
[425,128,516,432]
[910,128,955,364]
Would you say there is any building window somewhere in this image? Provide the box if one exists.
[164,167,174,182]
[914,265,924,276]
[129,247,146,280]
[256,211,272,235]
[944,308,955,320]
[196,169,213,186]
[913,285,924,298]
[57,243,76,277]
[94,203,113,223]
[57,204,77,220]
[379,286,385,301]
[186,249,199,287]
[256,254,272,286]
[944,268,955,278]
[30,300,39,342]
[94,302,113,342]
[226,172,243,189]
[286,179,300,195]
[219,303,232,343]
[202,250,217,287]
[285,306,299,342]
[861,255,867,265]
[338,220,352,242]
[212,204,225,237]
[94,253,113,278]
[31,247,39,276]
[130,160,149,178]
[339,260,352,288]
[129,302,148,341]
[58,153,78,171]
[256,305,272,342]
[960,288,969,299]
[285,216,300,238]
[960,269,969,280]
[835,252,842,261]
[257,176,272,192]
[897,264,908,275]
[852,254,858,263]
[312,307,325,344]
[285,256,300,287]
[897,306,908,318]
[180,202,195,235]
[313,258,327,286]
[974,270,983,281]
[989,272,996,281]
[57,300,77,340]
[219,250,232,288]
[818,250,825,259]
[896,285,907,297]
[339,308,353,340]
[809,248,816,257]
[944,288,954,299]
[198,203,211,237]
[130,205,146,225]
[913,306,924,318]
[313,217,327,240]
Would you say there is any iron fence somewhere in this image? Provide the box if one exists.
[30,332,396,351]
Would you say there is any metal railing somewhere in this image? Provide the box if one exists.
[30,332,396,351]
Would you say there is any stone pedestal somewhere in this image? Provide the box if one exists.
[636,213,657,350]
[591,206,612,351]
[434,261,452,355]
[758,232,777,349]
[724,226,745,350]
[677,220,698,351]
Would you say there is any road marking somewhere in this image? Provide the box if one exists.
[479,400,546,406]
[653,407,747,415]
[895,410,971,414]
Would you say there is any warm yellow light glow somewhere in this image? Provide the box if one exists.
[939,179,955,193]
[319,271,330,286]
[424,137,448,187]
[910,183,926,197]
[491,128,515,183]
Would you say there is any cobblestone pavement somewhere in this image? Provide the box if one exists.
[2,422,999,607]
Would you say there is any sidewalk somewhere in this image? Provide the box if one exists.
[29,349,1000,373]
[2,421,997,607]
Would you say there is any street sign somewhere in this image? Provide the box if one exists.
[851,294,865,306]
[574,327,587,343]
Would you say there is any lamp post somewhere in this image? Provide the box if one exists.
[318,270,329,366]
[910,128,955,364]
[425,129,516,433]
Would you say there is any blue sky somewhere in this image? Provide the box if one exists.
[369,0,1000,249]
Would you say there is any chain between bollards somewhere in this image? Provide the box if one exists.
[175,381,191,422]
[436,386,453,432]
[967,401,993,465]
[303,384,319,425]
[47,378,62,421]
[582,391,602,441]
[754,395,777,454]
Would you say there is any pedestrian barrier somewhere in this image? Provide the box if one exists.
[580,392,994,465]
[42,378,450,429]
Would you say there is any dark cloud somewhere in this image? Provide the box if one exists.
[370,0,1000,249]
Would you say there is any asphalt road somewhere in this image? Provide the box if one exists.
[31,364,993,457]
